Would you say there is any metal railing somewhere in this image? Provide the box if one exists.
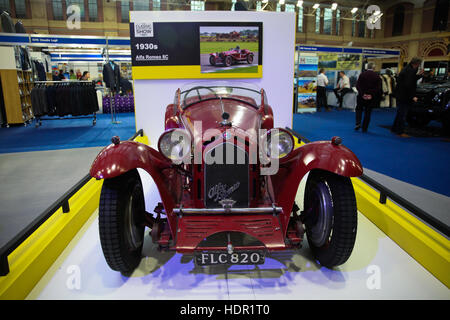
[0,129,144,276]
[284,127,450,237]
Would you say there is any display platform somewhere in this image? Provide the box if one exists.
[27,200,449,300]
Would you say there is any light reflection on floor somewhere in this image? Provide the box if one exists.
[27,210,449,300]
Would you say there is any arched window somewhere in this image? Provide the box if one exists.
[433,0,449,31]
[428,48,445,56]
[323,8,332,34]
[392,5,405,36]
[66,0,85,20]
[14,0,26,18]
[0,0,9,13]
[52,0,64,20]
[335,9,340,35]
[315,8,320,33]
[298,5,303,32]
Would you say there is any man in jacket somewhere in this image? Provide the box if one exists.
[391,57,424,137]
[355,63,382,132]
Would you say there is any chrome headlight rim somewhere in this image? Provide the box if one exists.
[157,128,192,164]
[262,128,295,160]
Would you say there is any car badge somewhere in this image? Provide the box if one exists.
[223,131,232,140]
[219,199,236,212]
[208,182,240,202]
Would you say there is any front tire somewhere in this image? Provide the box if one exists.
[304,171,357,268]
[209,55,216,66]
[224,56,233,67]
[246,54,254,64]
[99,170,145,275]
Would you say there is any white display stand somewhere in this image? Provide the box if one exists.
[131,11,296,147]
[131,11,295,214]
[27,208,449,299]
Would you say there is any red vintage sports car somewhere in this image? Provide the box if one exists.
[90,82,363,275]
[209,46,254,67]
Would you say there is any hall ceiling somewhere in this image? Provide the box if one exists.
[202,0,425,11]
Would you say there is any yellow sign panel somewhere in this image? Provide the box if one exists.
[132,65,263,80]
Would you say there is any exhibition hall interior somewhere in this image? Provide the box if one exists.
[0,0,448,302]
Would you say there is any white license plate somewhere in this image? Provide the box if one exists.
[195,251,265,266]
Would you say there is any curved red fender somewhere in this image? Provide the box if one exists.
[90,141,178,235]
[270,141,363,234]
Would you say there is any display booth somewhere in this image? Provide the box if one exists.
[131,11,295,146]
[130,10,296,216]
[294,45,401,113]
[0,33,133,126]
[0,11,449,302]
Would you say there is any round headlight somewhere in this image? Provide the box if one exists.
[263,129,294,159]
[158,129,191,164]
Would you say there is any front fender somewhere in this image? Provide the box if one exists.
[292,141,363,177]
[90,141,179,235]
[90,141,170,180]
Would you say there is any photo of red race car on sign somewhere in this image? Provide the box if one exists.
[200,25,260,74]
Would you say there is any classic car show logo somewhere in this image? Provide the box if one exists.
[208,182,240,202]
[134,22,154,37]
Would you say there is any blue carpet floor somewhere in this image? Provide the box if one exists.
[293,108,450,197]
[0,113,136,153]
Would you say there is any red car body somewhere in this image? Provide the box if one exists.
[90,83,363,272]
[209,47,254,67]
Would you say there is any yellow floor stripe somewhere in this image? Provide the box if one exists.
[352,178,450,288]
[0,135,150,300]
[295,139,449,287]
[134,134,149,146]
[0,178,103,299]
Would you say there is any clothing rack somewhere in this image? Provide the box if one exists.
[106,88,121,124]
[34,80,92,83]
[31,80,98,127]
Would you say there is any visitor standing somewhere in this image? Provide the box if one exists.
[316,68,329,111]
[391,57,424,137]
[355,63,382,132]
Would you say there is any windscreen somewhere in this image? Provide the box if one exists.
[175,82,265,109]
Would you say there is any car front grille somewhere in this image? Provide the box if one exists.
[204,142,249,208]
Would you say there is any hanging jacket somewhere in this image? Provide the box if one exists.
[103,61,121,91]
[14,21,26,33]
[0,11,15,33]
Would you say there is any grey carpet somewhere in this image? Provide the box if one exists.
[0,147,103,250]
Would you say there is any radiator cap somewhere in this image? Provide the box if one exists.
[111,136,120,145]
[331,136,342,145]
